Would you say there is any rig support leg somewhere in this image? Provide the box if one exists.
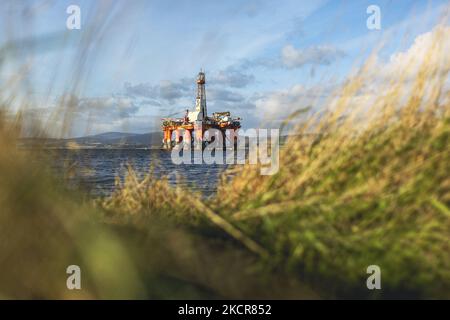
[183,129,192,148]
[175,129,181,144]
[229,129,238,150]
[194,121,204,150]
[221,129,226,150]
[163,129,173,149]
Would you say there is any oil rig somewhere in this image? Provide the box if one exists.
[161,70,241,149]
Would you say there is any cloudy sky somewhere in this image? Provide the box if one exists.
[0,0,448,137]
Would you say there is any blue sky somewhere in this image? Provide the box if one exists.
[0,0,448,137]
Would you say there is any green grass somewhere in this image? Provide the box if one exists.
[0,24,449,299]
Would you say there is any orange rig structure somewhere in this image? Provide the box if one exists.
[161,70,241,149]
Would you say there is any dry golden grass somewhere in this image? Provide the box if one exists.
[0,9,449,298]
[100,24,450,298]
[209,25,450,298]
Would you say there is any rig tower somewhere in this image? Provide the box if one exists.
[195,70,207,118]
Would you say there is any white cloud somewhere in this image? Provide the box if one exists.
[76,96,139,118]
[211,67,255,88]
[281,44,345,69]
[254,83,332,124]
[347,25,450,113]
[124,79,191,104]
[371,25,450,81]
[254,25,450,127]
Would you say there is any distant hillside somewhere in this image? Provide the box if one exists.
[19,132,164,148]
[75,132,137,142]
[72,132,163,146]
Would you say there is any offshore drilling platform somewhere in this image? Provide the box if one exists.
[161,70,241,149]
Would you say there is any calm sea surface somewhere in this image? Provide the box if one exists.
[48,149,234,198]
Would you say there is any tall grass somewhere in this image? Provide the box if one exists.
[101,25,450,299]
[0,7,449,298]
[216,25,450,298]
